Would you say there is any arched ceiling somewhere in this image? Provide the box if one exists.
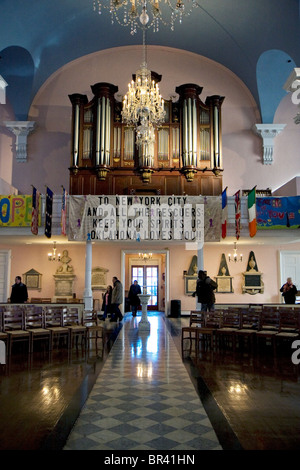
[1,0,299,121]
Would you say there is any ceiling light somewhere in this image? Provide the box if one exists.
[94,0,199,34]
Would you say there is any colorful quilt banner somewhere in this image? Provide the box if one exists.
[0,195,40,227]
[256,196,300,229]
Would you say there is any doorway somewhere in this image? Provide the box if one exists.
[123,250,169,313]
[131,265,158,310]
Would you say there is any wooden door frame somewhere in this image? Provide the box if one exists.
[121,249,170,314]
[0,249,11,302]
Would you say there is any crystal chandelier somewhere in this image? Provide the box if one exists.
[121,30,166,129]
[93,0,199,34]
[122,25,165,175]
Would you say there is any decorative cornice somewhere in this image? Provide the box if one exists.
[253,123,286,165]
[4,121,36,162]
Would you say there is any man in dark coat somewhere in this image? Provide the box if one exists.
[194,270,217,311]
[10,276,28,303]
[128,280,141,316]
[280,277,298,304]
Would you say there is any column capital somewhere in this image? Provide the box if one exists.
[4,121,36,162]
[253,123,286,165]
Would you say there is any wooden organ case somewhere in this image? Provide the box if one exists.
[68,81,224,196]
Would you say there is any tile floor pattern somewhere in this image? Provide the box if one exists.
[64,314,222,450]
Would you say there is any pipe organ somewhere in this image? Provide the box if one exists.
[69,81,224,196]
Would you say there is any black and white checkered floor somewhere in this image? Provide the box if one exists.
[64,313,222,450]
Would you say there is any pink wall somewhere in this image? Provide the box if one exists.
[3,241,300,308]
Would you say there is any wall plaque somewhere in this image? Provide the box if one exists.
[215,253,233,293]
[242,251,264,294]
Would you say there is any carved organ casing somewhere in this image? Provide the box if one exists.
[69,81,224,196]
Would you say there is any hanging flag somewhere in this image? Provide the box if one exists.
[45,186,53,238]
[61,187,67,236]
[31,187,40,235]
[248,186,257,237]
[221,187,227,239]
[234,190,241,240]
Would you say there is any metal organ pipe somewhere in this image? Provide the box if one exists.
[192,99,197,166]
[96,98,101,166]
[183,100,188,165]
[73,104,80,166]
[188,98,192,165]
[183,98,198,167]
[96,96,112,166]
[214,105,219,167]
[101,96,105,165]
[105,98,111,165]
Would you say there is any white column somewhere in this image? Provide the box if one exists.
[83,239,93,311]
[4,121,36,162]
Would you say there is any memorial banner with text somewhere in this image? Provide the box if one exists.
[68,195,221,243]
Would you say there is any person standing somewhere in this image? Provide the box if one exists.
[280,277,298,304]
[100,285,112,321]
[10,276,28,303]
[128,280,141,316]
[110,276,123,322]
[193,270,217,311]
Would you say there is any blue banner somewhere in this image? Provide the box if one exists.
[256,196,300,229]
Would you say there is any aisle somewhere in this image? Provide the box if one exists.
[64,313,222,450]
